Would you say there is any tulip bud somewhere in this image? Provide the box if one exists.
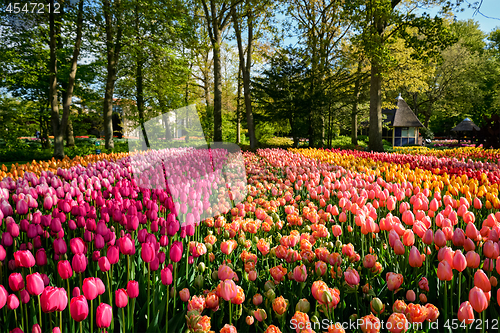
[264,289,275,301]
[198,262,205,273]
[295,298,310,313]
[194,275,204,289]
[370,297,384,315]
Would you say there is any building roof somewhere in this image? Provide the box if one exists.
[384,95,423,128]
[451,118,480,132]
[360,95,424,128]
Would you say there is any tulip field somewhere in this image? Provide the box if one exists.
[2,146,500,333]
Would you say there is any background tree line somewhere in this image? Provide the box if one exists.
[0,0,499,158]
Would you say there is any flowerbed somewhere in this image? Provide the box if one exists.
[0,147,499,333]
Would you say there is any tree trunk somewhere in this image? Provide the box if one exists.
[159,97,172,141]
[103,0,123,150]
[351,62,362,145]
[136,58,149,150]
[212,14,223,142]
[66,118,75,147]
[368,61,384,152]
[48,0,64,159]
[236,66,242,144]
[62,0,84,149]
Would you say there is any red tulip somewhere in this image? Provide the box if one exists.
[469,287,488,313]
[127,280,139,299]
[95,303,113,328]
[14,250,35,268]
[115,289,128,308]
[26,273,44,296]
[82,277,98,301]
[8,273,24,292]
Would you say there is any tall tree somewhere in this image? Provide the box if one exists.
[102,0,124,149]
[200,0,241,142]
[49,0,85,158]
[230,0,262,148]
[354,0,462,151]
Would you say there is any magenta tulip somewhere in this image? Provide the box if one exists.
[127,280,139,299]
[70,295,89,322]
[82,278,98,301]
[57,260,73,280]
[141,242,155,263]
[72,253,87,274]
[169,241,183,263]
[8,273,24,292]
[96,303,113,328]
[115,289,128,308]
[14,250,35,268]
[26,273,44,296]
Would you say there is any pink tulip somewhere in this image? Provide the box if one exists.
[26,273,44,296]
[115,289,128,308]
[344,267,360,286]
[14,250,35,268]
[161,266,173,285]
[469,287,488,313]
[82,278,98,301]
[7,294,19,310]
[408,246,423,268]
[457,301,474,324]
[8,273,24,292]
[293,264,307,283]
[95,303,113,328]
[179,288,190,302]
[474,269,491,293]
[0,285,8,309]
[127,280,139,299]
[220,280,237,301]
[72,253,87,273]
[169,241,183,262]
[57,260,73,280]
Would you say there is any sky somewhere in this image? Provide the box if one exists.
[426,0,500,34]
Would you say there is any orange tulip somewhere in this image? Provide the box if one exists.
[425,303,439,322]
[272,296,288,316]
[359,314,381,333]
[405,303,428,323]
[386,312,409,333]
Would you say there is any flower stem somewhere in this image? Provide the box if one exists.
[165,285,170,333]
[91,299,94,333]
[37,294,42,328]
[147,262,151,328]
[122,307,126,333]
